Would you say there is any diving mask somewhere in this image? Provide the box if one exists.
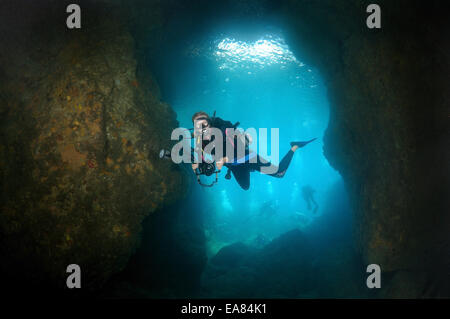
[194,117,210,135]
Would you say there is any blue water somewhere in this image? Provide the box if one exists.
[159,26,344,256]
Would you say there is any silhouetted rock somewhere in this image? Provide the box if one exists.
[282,0,449,296]
[211,242,255,268]
[202,229,315,298]
[0,0,186,294]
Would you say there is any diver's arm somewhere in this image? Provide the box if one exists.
[216,156,228,171]
[245,132,253,144]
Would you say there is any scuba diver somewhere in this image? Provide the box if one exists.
[258,200,279,219]
[190,111,316,190]
[253,233,269,248]
[301,185,319,214]
[244,199,279,223]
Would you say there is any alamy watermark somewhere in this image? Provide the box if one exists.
[66,264,81,289]
[366,264,381,288]
[66,4,380,30]
[366,4,381,29]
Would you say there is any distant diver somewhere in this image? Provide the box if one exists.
[301,185,319,214]
[190,111,316,190]
[244,200,278,223]
[253,233,269,248]
[258,200,278,219]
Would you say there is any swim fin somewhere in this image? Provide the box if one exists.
[290,138,317,148]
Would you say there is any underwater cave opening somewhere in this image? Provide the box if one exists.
[149,20,353,258]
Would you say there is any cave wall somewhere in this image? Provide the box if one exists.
[0,0,187,293]
[281,0,449,296]
[127,0,449,297]
[100,184,208,298]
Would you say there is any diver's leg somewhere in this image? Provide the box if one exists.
[254,137,314,178]
[311,197,319,213]
[274,149,295,177]
[257,138,315,177]
[313,204,319,214]
[256,150,294,178]
[252,156,277,176]
[230,166,251,190]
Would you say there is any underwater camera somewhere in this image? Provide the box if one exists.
[159,148,219,187]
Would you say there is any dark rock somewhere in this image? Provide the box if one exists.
[280,0,449,296]
[211,242,255,268]
[0,0,187,293]
[101,187,208,298]
[202,229,315,298]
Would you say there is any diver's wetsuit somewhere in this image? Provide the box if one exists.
[226,150,295,190]
[207,117,296,190]
[302,185,319,213]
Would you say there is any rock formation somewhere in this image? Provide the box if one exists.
[281,0,449,296]
[0,0,447,297]
[0,0,186,293]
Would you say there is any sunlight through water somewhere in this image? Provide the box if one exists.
[214,35,305,70]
